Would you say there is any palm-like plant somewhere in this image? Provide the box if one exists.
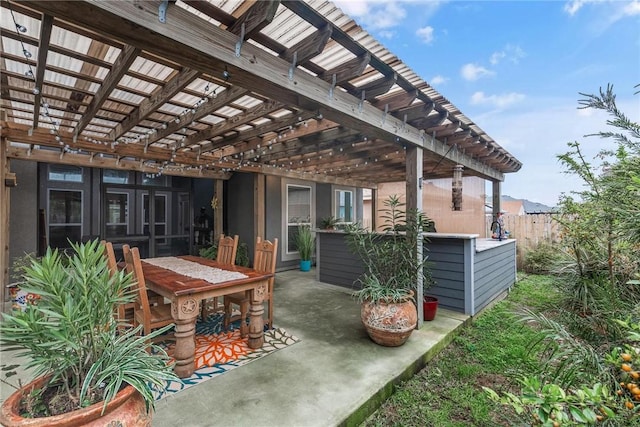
[0,239,177,417]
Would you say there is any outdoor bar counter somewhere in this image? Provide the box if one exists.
[315,230,517,316]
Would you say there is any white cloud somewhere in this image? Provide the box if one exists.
[339,2,406,30]
[378,30,396,39]
[564,0,586,16]
[490,51,506,66]
[624,1,640,16]
[490,44,526,65]
[416,26,435,44]
[460,63,495,81]
[470,91,525,109]
[431,75,448,86]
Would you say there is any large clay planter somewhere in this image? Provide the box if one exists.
[0,376,152,427]
[361,292,417,347]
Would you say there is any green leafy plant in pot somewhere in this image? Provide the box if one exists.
[345,195,433,346]
[319,216,341,230]
[295,225,315,272]
[0,239,178,426]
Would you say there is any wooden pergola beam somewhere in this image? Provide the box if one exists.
[108,68,201,141]
[22,0,505,181]
[31,14,53,129]
[317,53,370,85]
[228,0,279,38]
[282,24,332,65]
[147,85,248,146]
[74,44,140,135]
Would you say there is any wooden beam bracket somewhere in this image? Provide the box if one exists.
[158,0,169,23]
[4,172,17,187]
[235,23,245,57]
[288,51,297,81]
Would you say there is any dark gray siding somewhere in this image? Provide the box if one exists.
[473,241,516,312]
[9,160,38,283]
[315,183,332,229]
[266,174,294,270]
[227,172,256,263]
[317,232,364,289]
[424,237,467,313]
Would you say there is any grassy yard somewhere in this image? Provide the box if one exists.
[363,274,559,427]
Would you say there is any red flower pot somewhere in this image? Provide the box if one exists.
[423,296,439,321]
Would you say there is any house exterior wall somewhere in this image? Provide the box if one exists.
[367,177,486,234]
[8,160,38,283]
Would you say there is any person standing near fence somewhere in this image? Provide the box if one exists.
[496,211,506,241]
[492,211,506,241]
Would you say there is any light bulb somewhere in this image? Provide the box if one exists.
[32,87,40,95]
[15,24,26,33]
[23,49,32,58]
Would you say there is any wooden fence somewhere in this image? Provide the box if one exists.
[486,213,562,268]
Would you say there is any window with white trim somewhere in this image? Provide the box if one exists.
[334,187,355,224]
[286,184,312,255]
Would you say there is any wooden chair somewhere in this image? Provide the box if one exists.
[201,234,239,319]
[122,244,174,339]
[101,240,136,324]
[223,237,278,337]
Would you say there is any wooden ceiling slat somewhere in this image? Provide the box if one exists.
[372,90,418,112]
[31,13,53,129]
[317,52,370,85]
[228,0,279,38]
[349,73,397,100]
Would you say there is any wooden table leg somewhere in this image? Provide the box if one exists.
[172,297,198,378]
[247,282,266,349]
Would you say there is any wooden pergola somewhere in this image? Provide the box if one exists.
[0,0,521,292]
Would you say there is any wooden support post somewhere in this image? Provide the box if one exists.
[492,180,502,219]
[254,174,265,241]
[214,179,223,239]
[1,138,10,307]
[406,145,423,328]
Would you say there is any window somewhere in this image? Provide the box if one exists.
[48,189,82,248]
[142,174,168,186]
[286,184,312,254]
[106,192,129,237]
[334,189,355,223]
[48,165,83,182]
[103,169,130,184]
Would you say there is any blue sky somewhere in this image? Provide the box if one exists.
[333,0,640,206]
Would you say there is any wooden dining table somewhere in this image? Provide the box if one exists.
[141,255,273,378]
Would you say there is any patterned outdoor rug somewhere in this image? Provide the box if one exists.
[152,313,300,400]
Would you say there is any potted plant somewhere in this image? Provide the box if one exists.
[319,216,341,230]
[345,195,433,346]
[0,239,177,426]
[294,225,315,272]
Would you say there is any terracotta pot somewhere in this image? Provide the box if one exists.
[361,292,417,347]
[0,376,152,427]
[423,296,439,321]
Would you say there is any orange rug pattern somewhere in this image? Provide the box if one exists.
[153,313,299,400]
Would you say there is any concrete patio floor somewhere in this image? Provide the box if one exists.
[0,269,470,426]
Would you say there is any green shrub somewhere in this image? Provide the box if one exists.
[523,243,562,274]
